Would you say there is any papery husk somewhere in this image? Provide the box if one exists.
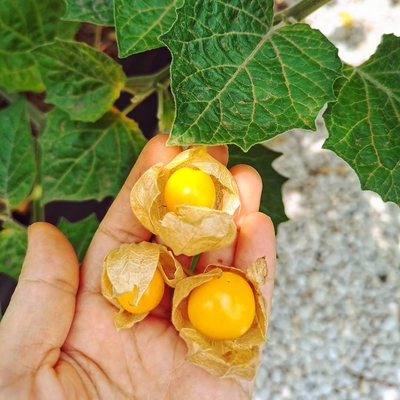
[101,241,186,330]
[130,147,240,256]
[171,258,268,380]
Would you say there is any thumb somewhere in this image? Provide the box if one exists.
[0,222,79,378]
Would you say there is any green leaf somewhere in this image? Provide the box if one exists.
[0,221,27,280]
[0,52,45,93]
[58,214,99,263]
[0,0,71,93]
[33,39,126,122]
[56,20,81,41]
[0,98,36,209]
[227,144,288,232]
[0,0,67,52]
[323,34,400,205]
[63,0,114,26]
[115,0,183,57]
[160,0,342,151]
[40,108,147,205]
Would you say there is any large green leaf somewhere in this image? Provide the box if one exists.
[160,0,342,150]
[0,0,77,93]
[0,98,36,209]
[227,144,288,232]
[0,221,27,280]
[40,108,147,205]
[58,214,99,263]
[63,0,114,26]
[115,0,183,57]
[324,34,400,205]
[33,40,126,122]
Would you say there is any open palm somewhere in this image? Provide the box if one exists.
[0,135,276,400]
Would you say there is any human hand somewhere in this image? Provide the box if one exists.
[0,135,276,400]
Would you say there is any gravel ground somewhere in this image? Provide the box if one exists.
[253,1,400,399]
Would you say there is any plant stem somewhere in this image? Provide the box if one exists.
[125,65,171,94]
[94,25,103,50]
[190,254,201,272]
[121,100,139,117]
[31,185,43,222]
[32,140,44,222]
[273,0,332,25]
[122,65,171,115]
[182,266,195,276]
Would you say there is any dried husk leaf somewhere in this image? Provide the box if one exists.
[171,258,268,380]
[101,241,185,330]
[130,147,240,256]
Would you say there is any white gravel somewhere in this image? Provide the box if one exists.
[253,1,400,399]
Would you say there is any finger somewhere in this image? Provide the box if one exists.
[195,164,262,271]
[234,212,276,319]
[231,164,262,228]
[0,222,79,379]
[81,134,182,292]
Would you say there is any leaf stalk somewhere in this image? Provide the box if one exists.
[121,65,171,115]
[273,0,332,25]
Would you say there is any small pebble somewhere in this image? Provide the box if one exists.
[252,3,400,397]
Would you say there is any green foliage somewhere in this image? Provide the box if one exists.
[33,40,126,122]
[0,99,36,209]
[0,53,45,94]
[228,145,288,232]
[0,221,27,280]
[0,0,398,281]
[160,0,342,150]
[63,0,115,26]
[324,34,400,203]
[40,108,146,204]
[0,0,78,93]
[115,0,184,57]
[58,214,99,263]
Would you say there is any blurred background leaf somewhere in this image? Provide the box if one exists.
[34,40,126,122]
[63,0,115,26]
[40,108,147,205]
[0,98,36,210]
[58,214,99,263]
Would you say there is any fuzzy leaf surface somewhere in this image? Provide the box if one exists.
[58,214,99,263]
[34,40,126,122]
[228,144,288,232]
[63,0,114,26]
[161,0,342,150]
[40,108,146,205]
[0,221,27,280]
[0,99,36,209]
[115,0,183,57]
[324,34,400,205]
